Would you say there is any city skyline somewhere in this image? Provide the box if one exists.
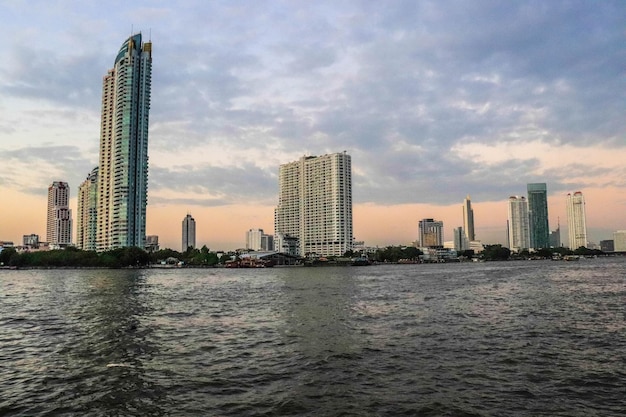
[1,2,624,250]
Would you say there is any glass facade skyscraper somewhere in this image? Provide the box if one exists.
[96,34,152,251]
[527,183,550,249]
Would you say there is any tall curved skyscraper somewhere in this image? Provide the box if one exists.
[96,34,152,251]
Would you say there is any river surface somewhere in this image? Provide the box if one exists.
[1,259,625,416]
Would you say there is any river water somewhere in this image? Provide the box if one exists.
[1,258,625,416]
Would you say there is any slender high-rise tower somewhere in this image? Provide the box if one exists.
[527,183,550,249]
[463,195,475,242]
[274,152,352,257]
[507,196,530,252]
[47,181,72,248]
[182,214,196,252]
[77,167,99,251]
[96,34,152,251]
[566,191,587,250]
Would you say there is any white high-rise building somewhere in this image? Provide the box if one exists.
[182,214,196,251]
[507,196,530,252]
[77,167,99,251]
[274,152,352,257]
[463,195,475,242]
[567,191,587,250]
[96,34,152,251]
[246,228,264,251]
[613,230,626,252]
[47,181,72,248]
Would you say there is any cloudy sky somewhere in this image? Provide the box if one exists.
[1,0,624,250]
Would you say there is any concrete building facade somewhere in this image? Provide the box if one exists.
[274,152,352,257]
[566,191,587,250]
[77,167,99,251]
[46,181,72,248]
[613,231,626,252]
[182,214,196,251]
[418,218,443,248]
[507,196,530,252]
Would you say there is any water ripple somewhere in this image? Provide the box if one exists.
[0,260,625,416]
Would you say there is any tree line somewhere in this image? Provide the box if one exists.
[0,244,607,268]
[0,245,225,268]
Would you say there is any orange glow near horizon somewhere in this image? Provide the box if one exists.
[1,186,623,251]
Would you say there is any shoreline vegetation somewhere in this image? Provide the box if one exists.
[0,244,610,270]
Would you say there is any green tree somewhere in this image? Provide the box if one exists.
[1,247,17,266]
[219,254,233,264]
[482,244,511,261]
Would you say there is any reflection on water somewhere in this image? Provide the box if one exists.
[281,267,361,357]
[0,270,168,416]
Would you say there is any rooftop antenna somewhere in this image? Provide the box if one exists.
[149,28,152,42]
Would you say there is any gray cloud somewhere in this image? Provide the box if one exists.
[149,163,277,206]
[0,145,96,193]
[1,1,624,209]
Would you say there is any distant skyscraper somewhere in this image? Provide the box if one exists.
[182,214,196,251]
[549,220,561,248]
[246,228,264,251]
[23,234,39,248]
[261,234,274,251]
[453,226,467,251]
[96,33,152,251]
[567,192,587,249]
[527,183,550,249]
[463,195,475,242]
[77,167,99,251]
[274,152,352,257]
[507,196,530,252]
[418,218,443,247]
[47,181,72,247]
[246,229,274,251]
[601,239,615,252]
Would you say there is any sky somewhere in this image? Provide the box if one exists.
[1,0,625,251]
